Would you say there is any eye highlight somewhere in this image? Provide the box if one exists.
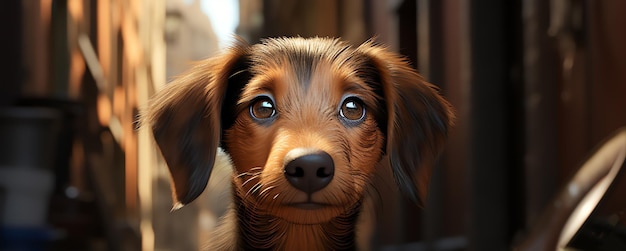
[250,96,276,121]
[339,96,366,124]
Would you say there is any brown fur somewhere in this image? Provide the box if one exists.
[144,37,454,250]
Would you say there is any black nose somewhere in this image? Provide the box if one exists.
[284,151,334,194]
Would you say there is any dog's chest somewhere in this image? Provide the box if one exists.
[235,198,360,250]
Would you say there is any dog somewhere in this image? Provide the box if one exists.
[144,37,454,250]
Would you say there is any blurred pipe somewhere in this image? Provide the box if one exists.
[522,0,560,229]
[77,33,108,94]
[78,33,125,147]
[417,0,430,79]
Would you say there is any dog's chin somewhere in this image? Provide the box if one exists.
[273,204,346,225]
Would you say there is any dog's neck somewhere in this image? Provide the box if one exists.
[232,190,361,250]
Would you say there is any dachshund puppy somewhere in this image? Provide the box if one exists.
[145,37,454,250]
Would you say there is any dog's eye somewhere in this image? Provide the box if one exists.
[250,97,276,120]
[339,97,365,122]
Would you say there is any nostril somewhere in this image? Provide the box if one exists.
[285,166,305,177]
[316,167,331,178]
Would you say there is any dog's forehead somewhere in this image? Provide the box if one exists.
[238,39,373,105]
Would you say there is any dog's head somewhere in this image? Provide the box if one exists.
[145,37,454,224]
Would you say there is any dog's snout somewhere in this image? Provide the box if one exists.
[284,151,334,194]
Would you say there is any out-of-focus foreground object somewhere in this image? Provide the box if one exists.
[517,128,626,251]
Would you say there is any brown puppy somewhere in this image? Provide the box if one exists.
[145,37,454,250]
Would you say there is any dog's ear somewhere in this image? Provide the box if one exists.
[358,42,455,206]
[144,43,250,207]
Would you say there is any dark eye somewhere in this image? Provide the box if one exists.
[250,96,276,120]
[339,97,365,122]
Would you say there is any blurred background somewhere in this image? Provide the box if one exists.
[1,0,625,250]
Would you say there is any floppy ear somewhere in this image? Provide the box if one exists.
[358,43,455,206]
[144,43,250,207]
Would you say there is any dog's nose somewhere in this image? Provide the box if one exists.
[284,151,334,194]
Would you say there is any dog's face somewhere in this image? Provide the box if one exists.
[223,39,387,224]
[146,37,453,225]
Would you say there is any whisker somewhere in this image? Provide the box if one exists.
[250,183,264,195]
[241,175,261,187]
[235,167,263,178]
[244,183,262,198]
[246,167,263,173]
[259,185,276,196]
